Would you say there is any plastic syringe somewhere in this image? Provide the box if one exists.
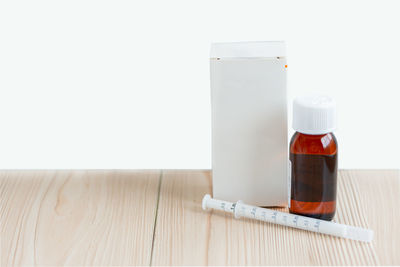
[202,194,373,242]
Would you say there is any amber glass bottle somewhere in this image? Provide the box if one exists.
[289,95,338,221]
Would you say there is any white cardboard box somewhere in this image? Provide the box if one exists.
[210,41,288,207]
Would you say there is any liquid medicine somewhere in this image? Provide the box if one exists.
[289,95,338,221]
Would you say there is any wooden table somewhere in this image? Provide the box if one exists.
[1,170,399,265]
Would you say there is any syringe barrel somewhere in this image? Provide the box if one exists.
[235,203,347,239]
[202,195,373,242]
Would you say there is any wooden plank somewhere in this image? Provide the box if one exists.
[151,170,400,265]
[342,170,400,265]
[0,170,161,266]
[150,170,212,266]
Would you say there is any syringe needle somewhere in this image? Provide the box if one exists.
[202,194,373,242]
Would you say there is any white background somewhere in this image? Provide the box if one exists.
[0,0,399,169]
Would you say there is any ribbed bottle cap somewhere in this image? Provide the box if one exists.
[292,95,337,135]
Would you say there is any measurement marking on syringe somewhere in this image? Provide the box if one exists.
[230,203,236,212]
[314,221,320,231]
[261,211,267,221]
[251,207,257,218]
[272,211,277,222]
[293,216,299,226]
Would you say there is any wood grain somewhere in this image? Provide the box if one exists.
[0,170,161,266]
[151,170,212,266]
[1,170,399,265]
[152,170,400,265]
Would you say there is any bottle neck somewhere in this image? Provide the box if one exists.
[295,131,333,136]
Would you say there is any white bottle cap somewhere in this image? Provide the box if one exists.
[292,95,337,135]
